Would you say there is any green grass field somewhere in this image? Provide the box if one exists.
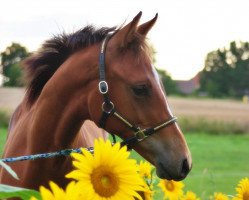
[0,127,7,155]
[0,128,249,199]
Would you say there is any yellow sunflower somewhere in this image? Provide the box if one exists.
[233,178,249,200]
[138,160,153,179]
[66,139,145,200]
[30,181,83,200]
[141,183,154,200]
[213,192,229,200]
[181,191,200,200]
[158,179,184,200]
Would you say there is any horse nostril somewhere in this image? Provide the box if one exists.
[181,159,190,177]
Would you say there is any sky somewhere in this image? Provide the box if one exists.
[1,0,249,80]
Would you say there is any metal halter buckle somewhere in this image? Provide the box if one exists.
[135,129,146,141]
[99,81,108,94]
[102,101,114,114]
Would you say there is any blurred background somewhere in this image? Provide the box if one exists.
[0,0,249,199]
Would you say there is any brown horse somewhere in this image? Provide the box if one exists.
[0,12,192,190]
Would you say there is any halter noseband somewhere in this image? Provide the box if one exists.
[98,34,177,149]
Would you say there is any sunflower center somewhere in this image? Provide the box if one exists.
[243,192,249,200]
[101,175,111,187]
[165,181,175,191]
[91,166,119,197]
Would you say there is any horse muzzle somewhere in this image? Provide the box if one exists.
[155,157,192,181]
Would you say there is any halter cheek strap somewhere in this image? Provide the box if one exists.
[98,34,177,149]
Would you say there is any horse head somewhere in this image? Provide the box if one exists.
[89,12,192,181]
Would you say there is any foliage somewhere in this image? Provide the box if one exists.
[156,68,179,95]
[0,184,41,200]
[0,110,10,128]
[1,42,29,87]
[200,41,249,98]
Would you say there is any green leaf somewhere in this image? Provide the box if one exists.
[0,184,41,200]
[0,161,19,180]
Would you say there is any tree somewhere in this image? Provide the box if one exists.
[156,68,178,95]
[200,41,249,97]
[1,43,29,87]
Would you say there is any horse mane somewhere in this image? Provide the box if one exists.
[23,25,151,105]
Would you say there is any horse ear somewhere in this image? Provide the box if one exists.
[111,11,142,47]
[137,13,158,36]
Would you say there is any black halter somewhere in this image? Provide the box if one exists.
[98,34,177,149]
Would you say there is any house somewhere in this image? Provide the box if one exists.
[175,73,200,95]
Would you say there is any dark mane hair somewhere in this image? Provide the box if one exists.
[24,25,116,104]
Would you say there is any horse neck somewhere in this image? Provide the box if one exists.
[28,45,99,152]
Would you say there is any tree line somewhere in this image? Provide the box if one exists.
[1,41,249,98]
[199,41,249,98]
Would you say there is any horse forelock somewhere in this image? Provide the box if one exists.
[23,24,151,105]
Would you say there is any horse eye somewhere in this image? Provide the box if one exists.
[132,85,150,97]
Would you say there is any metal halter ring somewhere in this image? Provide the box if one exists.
[135,129,146,141]
[102,101,114,114]
[98,81,108,94]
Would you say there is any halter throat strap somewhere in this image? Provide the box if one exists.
[98,35,177,149]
